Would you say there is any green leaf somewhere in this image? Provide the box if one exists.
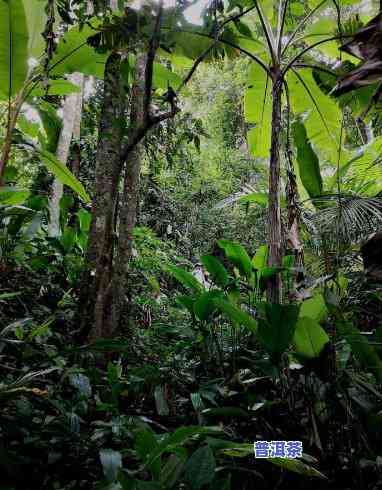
[50,17,108,78]
[219,443,326,478]
[293,317,329,359]
[99,449,122,483]
[135,430,159,474]
[202,407,249,418]
[300,294,328,323]
[136,482,161,490]
[184,446,216,490]
[0,0,29,99]
[0,291,22,301]
[0,187,30,205]
[167,265,203,294]
[201,255,229,288]
[245,62,272,158]
[287,68,345,164]
[29,79,81,97]
[258,303,300,361]
[336,320,382,383]
[33,101,62,152]
[76,209,91,233]
[304,16,356,61]
[23,0,46,58]
[292,121,323,198]
[290,2,305,15]
[37,149,90,202]
[59,226,76,253]
[176,295,195,316]
[252,245,268,271]
[194,290,223,322]
[238,192,268,206]
[17,114,40,138]
[218,239,252,278]
[147,426,222,468]
[153,62,182,90]
[216,299,257,333]
[269,457,327,479]
[160,454,185,489]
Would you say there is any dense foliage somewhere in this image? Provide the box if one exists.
[1,0,382,489]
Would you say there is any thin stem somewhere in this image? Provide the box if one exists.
[282,34,352,77]
[176,5,258,93]
[276,0,289,58]
[281,0,329,56]
[174,29,271,76]
[293,63,336,77]
[253,0,277,66]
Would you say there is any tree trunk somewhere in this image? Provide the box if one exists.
[84,51,126,341]
[267,72,283,303]
[111,53,147,334]
[47,72,84,237]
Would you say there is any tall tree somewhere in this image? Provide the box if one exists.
[111,53,146,334]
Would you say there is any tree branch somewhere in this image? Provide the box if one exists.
[144,0,163,121]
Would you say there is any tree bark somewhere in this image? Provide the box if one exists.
[111,53,147,334]
[84,51,126,341]
[47,72,84,237]
[267,72,283,303]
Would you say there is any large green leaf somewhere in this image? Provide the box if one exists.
[304,16,357,61]
[252,245,268,271]
[0,0,29,99]
[258,303,300,361]
[331,136,382,195]
[216,299,258,333]
[336,320,382,383]
[0,186,30,205]
[220,443,326,478]
[184,446,216,490]
[300,294,328,323]
[270,457,327,479]
[134,430,160,478]
[176,295,195,316]
[147,426,222,467]
[23,0,46,58]
[293,317,329,359]
[238,192,268,206]
[29,79,81,97]
[34,101,62,152]
[37,149,90,202]
[287,68,345,163]
[49,17,108,78]
[194,290,223,322]
[292,120,323,198]
[123,56,183,90]
[217,239,252,278]
[166,264,203,294]
[245,62,272,158]
[200,255,229,288]
[153,62,182,90]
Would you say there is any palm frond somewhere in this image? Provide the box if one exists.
[214,183,258,210]
[303,194,382,247]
